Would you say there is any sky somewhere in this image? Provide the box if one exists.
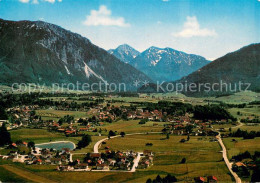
[0,0,259,60]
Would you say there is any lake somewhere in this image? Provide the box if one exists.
[35,141,76,150]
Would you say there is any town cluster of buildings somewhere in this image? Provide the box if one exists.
[58,150,146,172]
[0,139,154,172]
[138,150,154,169]
[4,105,40,128]
[0,142,71,165]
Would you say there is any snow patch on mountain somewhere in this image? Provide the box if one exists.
[83,62,106,83]
[64,66,71,75]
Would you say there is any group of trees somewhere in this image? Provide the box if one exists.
[0,93,103,112]
[146,174,177,183]
[108,130,116,137]
[232,151,252,161]
[77,134,92,149]
[0,106,8,120]
[240,118,260,123]
[0,123,11,146]
[231,151,260,181]
[193,105,236,121]
[135,101,235,122]
[143,101,193,116]
[232,151,260,162]
[230,128,260,139]
[139,118,148,124]
[251,164,260,182]
[58,115,75,125]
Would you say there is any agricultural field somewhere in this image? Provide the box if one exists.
[231,124,260,132]
[223,137,260,159]
[10,128,67,144]
[100,120,166,134]
[0,134,232,183]
[97,134,232,182]
[0,165,31,183]
[36,109,89,121]
[209,91,260,104]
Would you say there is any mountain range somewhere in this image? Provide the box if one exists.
[176,43,260,95]
[0,19,151,91]
[138,43,260,96]
[108,44,140,64]
[108,44,210,82]
[0,18,259,95]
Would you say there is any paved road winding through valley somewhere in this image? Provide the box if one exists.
[216,133,241,183]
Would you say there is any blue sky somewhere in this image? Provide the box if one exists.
[0,0,259,60]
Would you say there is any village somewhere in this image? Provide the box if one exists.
[0,92,259,182]
[0,138,154,173]
[2,99,235,139]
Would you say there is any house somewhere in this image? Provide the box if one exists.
[11,143,17,148]
[74,163,89,171]
[90,153,101,159]
[234,162,246,167]
[194,177,205,183]
[61,148,70,154]
[143,150,153,156]
[13,154,27,163]
[119,162,131,170]
[207,176,217,183]
[96,163,110,170]
[50,158,62,165]
[44,159,52,164]
[25,158,34,165]
[107,159,116,166]
[33,159,43,165]
[57,165,74,171]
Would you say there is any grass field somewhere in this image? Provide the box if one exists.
[97,134,232,182]
[229,107,260,119]
[0,165,30,182]
[233,124,260,132]
[10,128,83,145]
[223,137,260,159]
[10,128,66,143]
[0,134,232,183]
[100,120,166,134]
[36,109,89,121]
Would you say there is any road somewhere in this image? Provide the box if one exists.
[216,133,242,183]
[130,152,142,172]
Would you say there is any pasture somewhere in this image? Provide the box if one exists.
[223,137,260,159]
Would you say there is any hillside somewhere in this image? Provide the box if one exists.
[177,43,260,95]
[0,19,151,91]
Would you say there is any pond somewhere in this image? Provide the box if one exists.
[35,141,76,151]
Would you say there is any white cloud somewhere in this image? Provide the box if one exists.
[32,0,39,4]
[19,0,30,3]
[162,0,170,2]
[18,0,62,4]
[83,5,130,27]
[173,16,217,38]
[43,0,55,3]
[43,0,62,3]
